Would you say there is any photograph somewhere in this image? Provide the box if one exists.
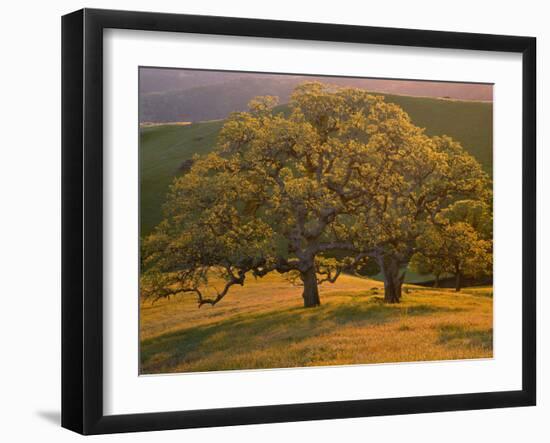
[0,0,544,439]
[138,68,494,375]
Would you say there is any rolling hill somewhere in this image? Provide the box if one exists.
[140,72,492,123]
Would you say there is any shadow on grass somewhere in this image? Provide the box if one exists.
[462,289,494,298]
[140,297,457,373]
[437,324,493,351]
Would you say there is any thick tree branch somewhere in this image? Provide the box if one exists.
[197,267,246,307]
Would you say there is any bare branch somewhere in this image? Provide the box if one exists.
[197,268,246,307]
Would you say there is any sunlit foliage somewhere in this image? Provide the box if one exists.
[411,200,493,291]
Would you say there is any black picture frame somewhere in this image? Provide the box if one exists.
[62,8,536,435]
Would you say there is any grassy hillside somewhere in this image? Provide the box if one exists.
[140,77,300,122]
[140,120,224,236]
[140,74,492,122]
[140,273,492,374]
[140,94,492,238]
[385,94,493,176]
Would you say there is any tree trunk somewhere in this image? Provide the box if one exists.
[301,267,321,308]
[454,263,462,292]
[433,274,440,288]
[379,256,405,304]
[455,271,462,292]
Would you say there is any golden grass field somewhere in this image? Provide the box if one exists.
[140,274,493,374]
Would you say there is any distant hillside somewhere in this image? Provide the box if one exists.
[140,119,224,237]
[386,94,493,174]
[139,76,492,123]
[140,94,492,238]
[140,69,247,94]
[140,77,299,123]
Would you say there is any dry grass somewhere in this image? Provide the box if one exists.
[140,273,492,374]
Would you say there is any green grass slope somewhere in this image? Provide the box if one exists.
[140,120,224,235]
[140,94,492,238]
[385,94,493,175]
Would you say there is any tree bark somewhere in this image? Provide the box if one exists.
[301,267,321,308]
[379,256,405,304]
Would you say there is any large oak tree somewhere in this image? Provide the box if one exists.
[141,82,490,307]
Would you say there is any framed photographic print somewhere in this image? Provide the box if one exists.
[61,8,536,435]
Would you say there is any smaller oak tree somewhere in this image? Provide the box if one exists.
[350,130,490,302]
[411,201,493,291]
